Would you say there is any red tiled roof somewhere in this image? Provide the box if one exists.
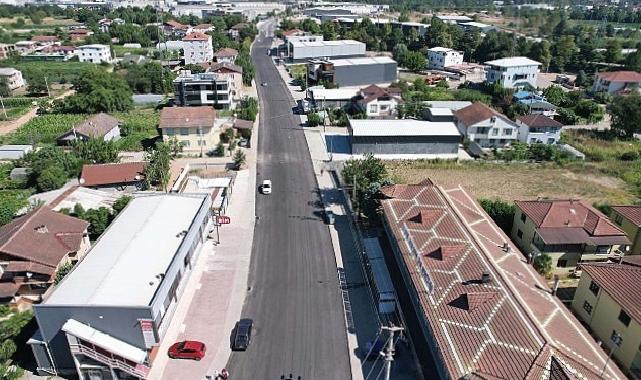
[0,207,88,274]
[31,35,58,42]
[356,84,403,105]
[515,199,627,237]
[282,28,303,36]
[159,106,215,129]
[213,47,238,57]
[381,181,625,380]
[70,28,90,34]
[207,62,243,74]
[596,71,641,83]
[611,205,641,227]
[454,102,513,127]
[517,114,564,128]
[80,162,146,187]
[580,261,641,324]
[164,20,188,30]
[193,23,213,30]
[60,113,120,140]
[0,282,21,298]
[183,32,210,41]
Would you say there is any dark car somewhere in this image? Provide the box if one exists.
[168,340,206,360]
[232,318,253,351]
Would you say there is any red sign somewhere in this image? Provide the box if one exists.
[217,215,231,225]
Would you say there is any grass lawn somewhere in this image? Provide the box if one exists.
[112,45,151,57]
[386,160,637,206]
[0,106,31,121]
[0,60,105,83]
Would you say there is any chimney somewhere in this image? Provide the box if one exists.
[481,271,491,284]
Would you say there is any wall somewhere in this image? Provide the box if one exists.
[461,117,518,147]
[162,126,219,152]
[351,135,459,155]
[291,42,365,61]
[572,272,641,375]
[334,61,397,87]
[511,208,538,257]
[611,210,641,256]
[486,65,539,88]
[33,305,153,374]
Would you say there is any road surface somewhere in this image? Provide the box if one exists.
[225,22,351,379]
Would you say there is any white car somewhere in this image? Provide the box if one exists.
[261,179,272,194]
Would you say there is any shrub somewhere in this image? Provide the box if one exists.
[533,254,553,277]
[213,141,225,157]
[479,198,515,233]
[307,113,322,127]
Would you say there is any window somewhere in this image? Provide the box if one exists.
[557,259,568,267]
[164,128,174,136]
[589,281,600,296]
[180,128,189,136]
[369,105,378,113]
[583,301,593,314]
[619,310,631,327]
[596,245,611,254]
[614,214,623,226]
[503,128,512,136]
[517,229,523,239]
[520,212,527,223]
[492,129,498,136]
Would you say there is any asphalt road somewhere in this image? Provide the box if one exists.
[226,23,351,379]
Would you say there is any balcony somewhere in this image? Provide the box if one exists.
[69,343,149,379]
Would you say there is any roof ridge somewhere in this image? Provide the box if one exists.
[0,207,43,253]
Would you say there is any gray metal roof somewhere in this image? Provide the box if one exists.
[349,119,460,137]
[45,193,208,307]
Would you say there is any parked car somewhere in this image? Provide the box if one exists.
[232,318,253,351]
[323,207,335,225]
[239,138,249,148]
[261,82,267,87]
[261,179,272,194]
[168,341,206,360]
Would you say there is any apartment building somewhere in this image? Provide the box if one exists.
[427,47,464,70]
[173,70,234,109]
[182,32,214,65]
[485,56,541,88]
[77,44,113,64]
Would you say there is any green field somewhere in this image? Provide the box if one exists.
[0,60,106,83]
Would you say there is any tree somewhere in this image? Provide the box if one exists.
[574,99,603,122]
[342,154,392,219]
[479,198,515,234]
[609,94,641,138]
[605,39,623,63]
[112,195,132,214]
[556,107,580,125]
[404,51,426,73]
[232,149,246,170]
[542,85,566,106]
[307,113,322,127]
[0,78,9,97]
[26,70,48,96]
[143,142,171,190]
[533,254,553,277]
[213,141,225,157]
[55,262,74,284]
[83,207,111,239]
[575,70,588,87]
[167,137,184,157]
[529,40,551,72]
[625,50,641,72]
[36,165,67,191]
[54,68,133,113]
[73,139,120,164]
[183,63,205,74]
[235,52,255,86]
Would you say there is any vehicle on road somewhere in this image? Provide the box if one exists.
[261,179,272,194]
[323,207,335,225]
[261,82,267,86]
[296,99,311,115]
[232,318,253,351]
[168,340,206,360]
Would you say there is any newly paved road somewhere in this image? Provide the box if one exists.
[226,23,351,379]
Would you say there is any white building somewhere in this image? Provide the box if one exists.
[592,71,641,95]
[14,41,38,54]
[0,68,24,90]
[435,14,473,24]
[355,84,402,118]
[29,193,212,380]
[427,47,464,70]
[289,40,365,61]
[77,44,113,64]
[182,32,214,65]
[454,102,519,148]
[284,34,323,56]
[484,56,541,89]
[173,71,235,109]
[516,114,564,144]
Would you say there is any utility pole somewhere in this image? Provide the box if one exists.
[382,325,404,380]
[0,96,6,119]
[44,76,51,98]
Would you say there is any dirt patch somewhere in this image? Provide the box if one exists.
[387,161,637,205]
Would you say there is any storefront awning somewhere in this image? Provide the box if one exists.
[62,319,147,364]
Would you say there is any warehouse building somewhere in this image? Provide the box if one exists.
[29,193,212,380]
[380,180,626,380]
[289,39,365,61]
[308,56,397,87]
[348,119,460,157]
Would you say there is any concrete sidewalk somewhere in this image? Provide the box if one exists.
[148,98,259,380]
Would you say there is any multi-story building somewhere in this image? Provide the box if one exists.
[307,57,397,87]
[516,114,564,144]
[173,71,234,109]
[77,44,113,64]
[353,84,402,118]
[427,47,463,70]
[0,68,25,90]
[29,193,212,379]
[207,62,243,100]
[284,34,323,56]
[592,71,641,95]
[453,102,519,147]
[571,259,641,379]
[158,106,219,154]
[511,199,630,275]
[212,47,238,64]
[182,32,213,65]
[0,43,15,60]
[380,180,626,380]
[484,56,541,88]
[610,206,641,256]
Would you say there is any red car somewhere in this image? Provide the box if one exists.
[168,341,206,360]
